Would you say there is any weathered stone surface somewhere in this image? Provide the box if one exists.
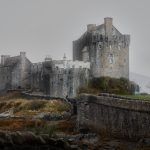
[77,94,150,139]
[0,131,76,150]
[73,17,130,79]
[0,52,32,91]
[0,17,130,98]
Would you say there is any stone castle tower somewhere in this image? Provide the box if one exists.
[73,17,130,79]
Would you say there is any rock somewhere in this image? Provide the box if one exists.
[19,131,42,145]
[35,135,46,145]
[10,131,24,145]
[79,144,89,149]
[69,145,79,150]
[138,138,150,149]
[34,112,70,121]
[41,134,50,143]
[0,131,13,146]
[143,138,150,146]
[79,128,89,134]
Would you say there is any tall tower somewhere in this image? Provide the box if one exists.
[73,17,130,79]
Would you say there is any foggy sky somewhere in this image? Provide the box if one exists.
[0,0,149,76]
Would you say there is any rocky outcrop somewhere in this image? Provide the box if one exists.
[0,131,74,150]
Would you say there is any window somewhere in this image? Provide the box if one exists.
[118,43,121,50]
[98,42,102,49]
[110,45,112,50]
[109,54,114,64]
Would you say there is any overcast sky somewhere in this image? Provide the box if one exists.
[0,0,149,76]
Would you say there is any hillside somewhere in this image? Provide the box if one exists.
[130,72,150,94]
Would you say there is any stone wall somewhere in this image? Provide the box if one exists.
[49,67,90,98]
[0,52,32,91]
[77,94,150,139]
[73,17,130,79]
[30,60,90,98]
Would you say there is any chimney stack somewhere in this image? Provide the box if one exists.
[104,17,113,39]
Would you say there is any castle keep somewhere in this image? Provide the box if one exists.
[73,18,130,79]
[0,18,130,97]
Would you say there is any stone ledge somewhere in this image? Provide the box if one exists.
[78,94,150,112]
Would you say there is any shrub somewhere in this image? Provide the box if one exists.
[29,124,57,137]
[26,101,46,110]
[79,77,139,95]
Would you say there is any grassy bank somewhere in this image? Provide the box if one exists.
[121,94,150,101]
[0,92,70,116]
[0,92,72,135]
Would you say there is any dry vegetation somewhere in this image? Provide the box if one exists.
[0,92,71,135]
[0,99,70,117]
[0,92,70,117]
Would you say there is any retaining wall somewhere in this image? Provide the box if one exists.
[77,94,150,139]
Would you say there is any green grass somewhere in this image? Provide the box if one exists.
[120,94,150,100]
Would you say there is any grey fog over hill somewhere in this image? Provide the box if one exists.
[130,72,150,94]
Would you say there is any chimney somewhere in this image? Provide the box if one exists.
[104,17,113,39]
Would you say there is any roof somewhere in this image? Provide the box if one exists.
[4,56,20,67]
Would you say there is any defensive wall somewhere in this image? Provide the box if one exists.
[77,93,150,139]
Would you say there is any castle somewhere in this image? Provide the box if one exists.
[0,18,130,98]
[73,17,130,79]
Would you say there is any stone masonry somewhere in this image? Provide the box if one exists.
[73,17,130,79]
[0,17,130,98]
[77,94,150,139]
[0,52,31,91]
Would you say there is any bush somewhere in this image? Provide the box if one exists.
[29,124,57,137]
[79,77,139,95]
[26,101,46,110]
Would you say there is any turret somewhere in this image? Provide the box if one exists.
[63,53,67,68]
[1,55,10,65]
